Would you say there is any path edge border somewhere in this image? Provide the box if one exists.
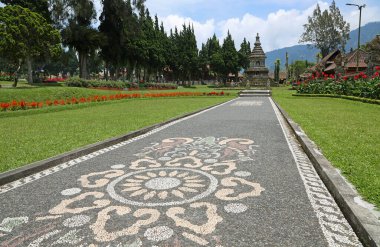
[272,98,380,247]
[0,99,232,187]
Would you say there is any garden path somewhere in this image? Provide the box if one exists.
[0,97,362,246]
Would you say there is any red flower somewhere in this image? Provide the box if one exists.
[0,103,10,110]
[19,101,26,109]
[343,76,348,81]
[30,102,38,108]
[375,66,380,71]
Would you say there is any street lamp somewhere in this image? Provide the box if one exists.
[346,3,366,73]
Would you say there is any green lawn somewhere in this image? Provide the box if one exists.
[272,87,380,208]
[0,97,233,173]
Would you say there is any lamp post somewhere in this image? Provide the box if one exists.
[346,3,366,73]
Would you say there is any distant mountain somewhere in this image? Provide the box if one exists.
[265,21,380,70]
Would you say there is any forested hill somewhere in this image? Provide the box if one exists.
[266,21,380,70]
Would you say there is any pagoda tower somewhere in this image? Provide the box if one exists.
[245,33,269,85]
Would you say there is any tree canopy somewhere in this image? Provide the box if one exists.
[299,1,350,57]
[0,5,61,85]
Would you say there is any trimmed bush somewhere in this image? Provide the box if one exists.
[65,78,178,90]
[297,77,380,99]
[65,78,132,89]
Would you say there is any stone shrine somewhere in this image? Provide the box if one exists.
[245,33,269,85]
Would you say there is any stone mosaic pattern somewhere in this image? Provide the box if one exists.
[0,137,263,246]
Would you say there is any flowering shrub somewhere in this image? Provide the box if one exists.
[0,73,14,81]
[297,68,380,99]
[43,77,66,83]
[0,91,228,112]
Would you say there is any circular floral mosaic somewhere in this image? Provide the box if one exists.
[107,167,219,207]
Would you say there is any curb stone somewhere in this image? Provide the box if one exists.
[272,98,380,247]
[0,99,233,187]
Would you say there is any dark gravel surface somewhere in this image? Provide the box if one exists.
[0,98,360,247]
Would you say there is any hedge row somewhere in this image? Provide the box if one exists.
[65,78,178,90]
[297,78,380,99]
[293,93,380,105]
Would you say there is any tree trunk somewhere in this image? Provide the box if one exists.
[104,63,109,81]
[79,52,88,79]
[12,59,22,88]
[115,66,120,81]
[26,56,33,84]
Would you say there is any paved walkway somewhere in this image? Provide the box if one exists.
[0,98,361,246]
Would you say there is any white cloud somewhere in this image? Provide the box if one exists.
[159,15,216,48]
[217,2,330,52]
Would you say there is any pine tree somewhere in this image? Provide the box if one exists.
[222,31,239,83]
[239,38,251,70]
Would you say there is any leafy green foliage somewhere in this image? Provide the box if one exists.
[288,60,314,80]
[300,1,350,56]
[0,0,51,22]
[0,5,61,84]
[298,78,380,99]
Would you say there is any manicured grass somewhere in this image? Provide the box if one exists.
[0,97,233,173]
[272,87,380,208]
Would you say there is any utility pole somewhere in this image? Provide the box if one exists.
[346,3,366,73]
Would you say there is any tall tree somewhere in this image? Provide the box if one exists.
[299,1,349,57]
[203,34,224,80]
[60,0,105,79]
[99,0,130,80]
[0,5,61,86]
[274,59,280,82]
[222,31,239,82]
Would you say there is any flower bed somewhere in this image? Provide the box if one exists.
[297,68,380,100]
[0,91,228,112]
